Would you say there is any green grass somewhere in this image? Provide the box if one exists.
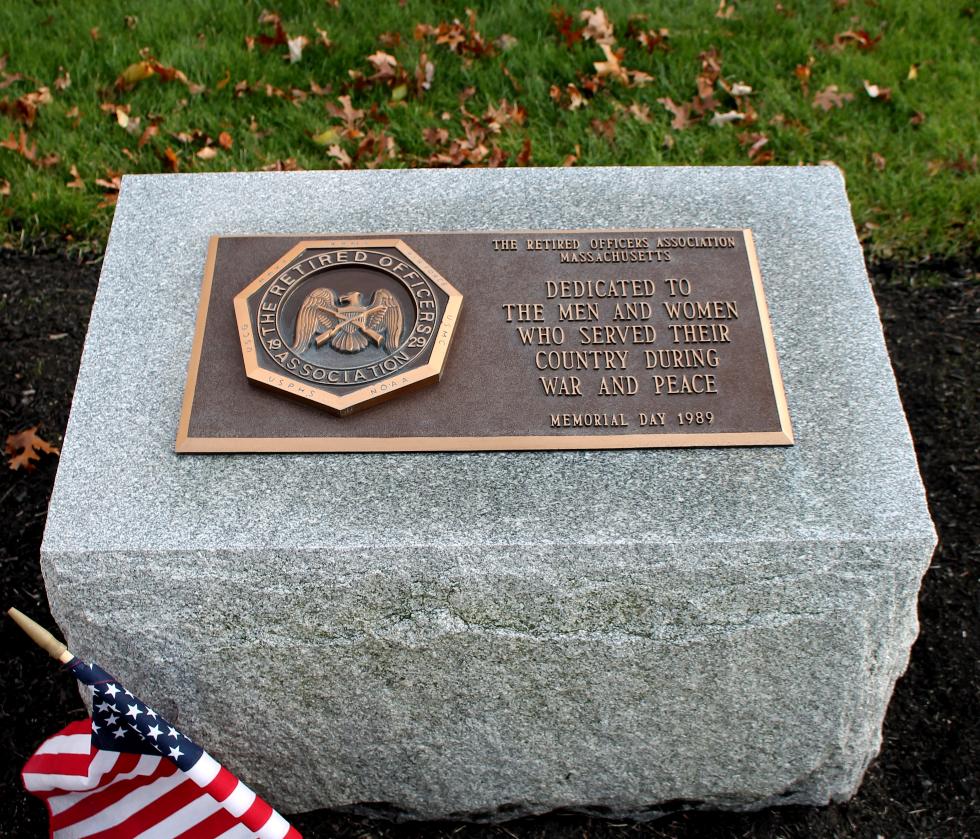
[0,0,976,263]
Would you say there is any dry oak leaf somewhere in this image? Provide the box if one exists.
[137,124,159,148]
[580,7,616,45]
[1,129,37,163]
[326,95,365,139]
[627,102,651,123]
[327,144,353,168]
[591,116,617,142]
[5,427,59,472]
[0,179,10,197]
[550,8,584,47]
[66,164,84,188]
[379,31,402,48]
[0,86,53,127]
[657,96,692,130]
[196,145,218,160]
[550,83,587,111]
[422,126,450,146]
[715,0,737,19]
[261,158,302,172]
[738,132,772,163]
[830,29,881,51]
[95,171,122,207]
[631,24,669,53]
[218,131,233,150]
[365,51,401,84]
[872,151,886,171]
[0,52,24,90]
[516,136,532,166]
[812,85,854,111]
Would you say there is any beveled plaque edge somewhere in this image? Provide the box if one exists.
[176,229,794,454]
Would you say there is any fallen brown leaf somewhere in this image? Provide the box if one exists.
[218,131,233,150]
[738,132,771,163]
[261,158,303,172]
[516,136,532,166]
[628,19,669,53]
[95,170,122,206]
[715,0,737,19]
[138,124,159,148]
[591,115,617,142]
[66,164,84,188]
[872,152,886,171]
[550,83,587,111]
[0,86,53,127]
[1,129,37,163]
[550,8,584,47]
[949,153,979,175]
[830,29,881,51]
[327,144,353,168]
[627,102,651,123]
[812,84,854,111]
[5,426,59,472]
[593,43,629,85]
[163,146,180,172]
[657,97,692,130]
[326,95,366,139]
[422,126,450,146]
[580,7,616,44]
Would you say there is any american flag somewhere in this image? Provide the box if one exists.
[22,656,301,838]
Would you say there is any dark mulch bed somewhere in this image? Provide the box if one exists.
[1,248,976,838]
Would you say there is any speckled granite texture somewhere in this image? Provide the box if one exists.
[41,167,935,820]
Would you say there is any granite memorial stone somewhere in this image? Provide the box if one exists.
[41,166,935,820]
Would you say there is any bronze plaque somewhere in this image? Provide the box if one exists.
[177,229,793,452]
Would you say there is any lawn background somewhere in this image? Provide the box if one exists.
[0,0,977,265]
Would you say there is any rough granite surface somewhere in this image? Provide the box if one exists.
[41,167,935,820]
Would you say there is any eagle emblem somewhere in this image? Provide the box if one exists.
[290,288,404,354]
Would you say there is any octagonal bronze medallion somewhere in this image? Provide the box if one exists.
[233,239,462,415]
